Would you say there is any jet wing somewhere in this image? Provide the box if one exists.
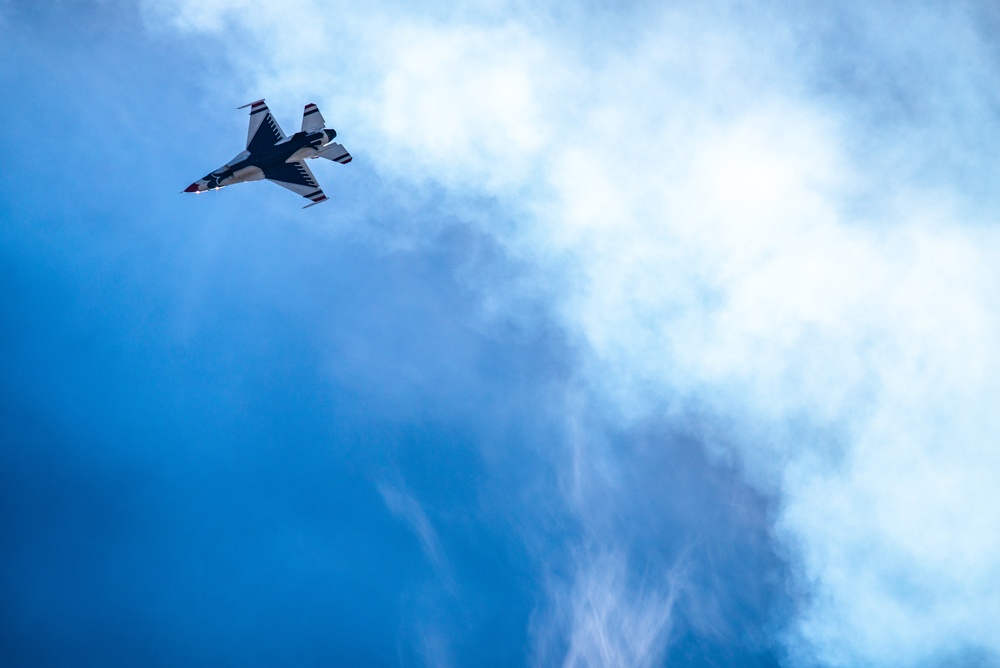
[238,99,286,153]
[263,160,329,208]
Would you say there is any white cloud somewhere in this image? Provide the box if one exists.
[150,1,1000,664]
[379,482,452,584]
[531,549,680,668]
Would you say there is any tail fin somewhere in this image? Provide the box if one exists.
[301,103,326,133]
[318,142,352,164]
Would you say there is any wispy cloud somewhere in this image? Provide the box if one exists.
[378,481,452,585]
[532,548,682,668]
[150,1,1000,665]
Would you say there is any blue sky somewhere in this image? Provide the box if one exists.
[2,1,1000,667]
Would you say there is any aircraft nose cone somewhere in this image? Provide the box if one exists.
[184,182,201,193]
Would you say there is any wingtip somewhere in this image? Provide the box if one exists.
[302,197,329,210]
[237,98,266,110]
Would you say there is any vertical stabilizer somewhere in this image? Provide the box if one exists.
[301,103,326,133]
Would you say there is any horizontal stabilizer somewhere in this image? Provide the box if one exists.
[318,142,352,164]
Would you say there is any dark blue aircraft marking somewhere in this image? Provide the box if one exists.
[264,161,318,189]
[248,113,286,155]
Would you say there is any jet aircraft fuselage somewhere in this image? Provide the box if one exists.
[187,129,336,191]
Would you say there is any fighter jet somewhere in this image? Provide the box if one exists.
[184,99,352,208]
